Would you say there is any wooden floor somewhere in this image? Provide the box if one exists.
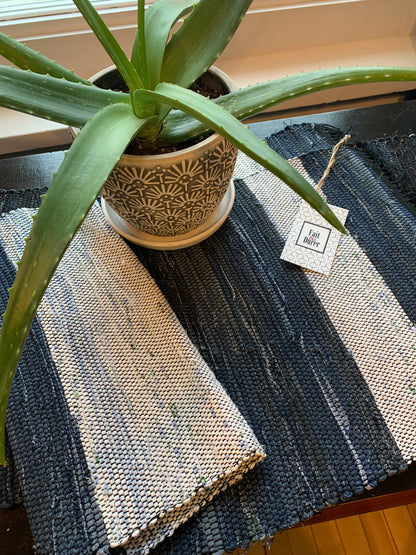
[2,503,416,554]
[234,504,416,555]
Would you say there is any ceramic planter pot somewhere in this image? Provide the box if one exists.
[90,66,238,250]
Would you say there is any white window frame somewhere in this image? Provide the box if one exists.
[0,1,134,20]
[1,0,416,154]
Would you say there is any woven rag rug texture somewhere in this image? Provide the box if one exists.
[0,124,416,554]
[0,200,265,554]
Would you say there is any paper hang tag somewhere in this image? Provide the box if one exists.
[280,201,349,276]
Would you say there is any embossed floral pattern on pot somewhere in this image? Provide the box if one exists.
[102,134,238,236]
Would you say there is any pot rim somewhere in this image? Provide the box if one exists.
[118,127,223,165]
[87,65,236,164]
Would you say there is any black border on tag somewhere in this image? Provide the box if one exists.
[296,221,332,254]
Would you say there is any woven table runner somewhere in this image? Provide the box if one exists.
[1,126,416,554]
[0,197,264,554]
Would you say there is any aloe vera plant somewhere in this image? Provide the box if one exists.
[0,0,416,465]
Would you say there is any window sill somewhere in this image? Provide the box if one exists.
[1,34,416,156]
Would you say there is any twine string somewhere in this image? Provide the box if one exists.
[316,134,351,192]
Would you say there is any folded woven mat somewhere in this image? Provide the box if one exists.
[0,198,265,554]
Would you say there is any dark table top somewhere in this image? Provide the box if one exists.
[249,96,416,141]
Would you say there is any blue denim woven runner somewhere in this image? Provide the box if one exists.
[1,125,416,554]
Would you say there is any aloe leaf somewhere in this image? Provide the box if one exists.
[160,66,416,142]
[134,83,345,233]
[73,0,142,91]
[142,0,198,89]
[0,65,130,128]
[131,0,147,85]
[0,32,90,84]
[161,0,252,88]
[0,103,147,465]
